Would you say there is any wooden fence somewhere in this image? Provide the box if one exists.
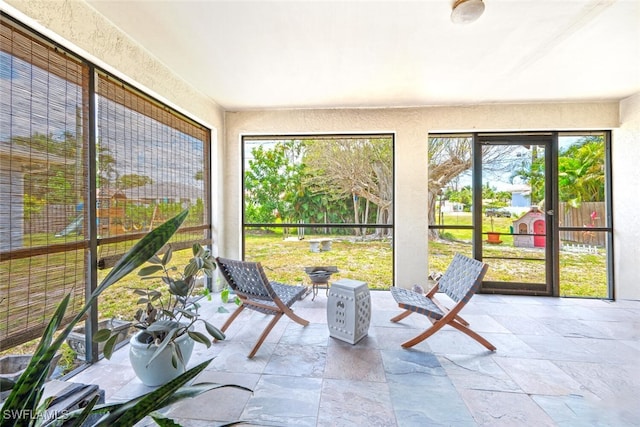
[558,201,606,247]
[26,204,78,234]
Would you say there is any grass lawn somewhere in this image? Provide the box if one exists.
[244,232,393,289]
[2,220,608,358]
[431,212,608,297]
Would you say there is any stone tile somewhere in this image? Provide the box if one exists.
[209,341,273,373]
[537,317,603,338]
[295,306,329,324]
[612,299,640,310]
[370,308,409,327]
[552,360,640,402]
[492,315,560,336]
[493,357,592,396]
[388,378,475,427]
[370,290,398,309]
[566,336,640,364]
[324,344,386,382]
[110,377,157,402]
[318,379,395,427]
[241,375,322,426]
[455,314,512,333]
[621,338,640,352]
[579,318,640,340]
[422,329,502,356]
[69,361,135,402]
[519,304,596,321]
[223,312,289,345]
[381,348,444,377]
[516,334,595,362]
[264,343,327,377]
[461,388,557,426]
[533,394,640,427]
[370,325,427,350]
[278,322,330,347]
[582,304,640,321]
[438,353,521,393]
[164,371,257,423]
[471,300,528,316]
[58,292,640,426]
[381,349,475,425]
[188,341,226,366]
[383,306,432,327]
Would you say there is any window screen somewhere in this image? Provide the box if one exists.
[1,17,90,349]
[95,73,211,268]
[0,15,212,351]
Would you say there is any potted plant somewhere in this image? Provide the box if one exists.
[486,215,503,244]
[95,243,225,386]
[0,210,250,426]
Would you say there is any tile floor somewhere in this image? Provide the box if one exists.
[70,290,640,426]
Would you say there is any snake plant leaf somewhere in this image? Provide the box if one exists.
[149,413,182,427]
[44,393,101,427]
[0,294,70,427]
[0,211,187,427]
[162,383,253,407]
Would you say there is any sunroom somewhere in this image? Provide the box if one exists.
[1,1,639,426]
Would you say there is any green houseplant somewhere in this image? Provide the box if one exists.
[95,243,225,386]
[0,210,249,426]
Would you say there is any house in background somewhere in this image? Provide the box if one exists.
[509,185,532,209]
[122,182,202,206]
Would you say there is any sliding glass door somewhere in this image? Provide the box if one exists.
[476,135,553,295]
[428,132,612,298]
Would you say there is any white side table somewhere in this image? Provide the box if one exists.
[327,279,371,344]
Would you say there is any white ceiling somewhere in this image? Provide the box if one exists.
[85,0,640,111]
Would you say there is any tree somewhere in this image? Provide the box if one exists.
[428,137,513,238]
[18,132,81,206]
[244,140,305,224]
[557,136,605,205]
[511,136,605,208]
[117,174,153,189]
[304,137,393,236]
[445,186,472,210]
[97,142,117,191]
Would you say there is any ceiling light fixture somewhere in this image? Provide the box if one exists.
[451,0,485,24]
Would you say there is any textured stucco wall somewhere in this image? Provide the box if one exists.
[225,103,620,289]
[613,93,640,300]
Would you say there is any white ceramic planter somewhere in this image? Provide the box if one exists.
[128,330,194,387]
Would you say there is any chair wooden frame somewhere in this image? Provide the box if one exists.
[215,257,310,358]
[390,253,496,351]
